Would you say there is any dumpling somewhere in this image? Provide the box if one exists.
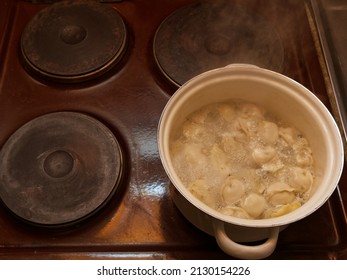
[264,201,301,218]
[279,127,301,145]
[188,179,216,207]
[238,103,264,120]
[241,192,268,218]
[229,118,249,143]
[288,167,313,192]
[182,142,205,166]
[181,120,217,146]
[238,117,258,138]
[258,121,279,144]
[293,137,310,151]
[182,120,205,142]
[295,147,313,167]
[266,182,296,206]
[252,145,276,165]
[233,128,249,143]
[221,177,246,204]
[220,206,251,219]
[171,141,208,183]
[190,105,221,127]
[209,144,231,176]
[220,133,239,154]
[217,103,236,123]
[188,107,212,124]
[220,132,249,156]
[261,158,284,172]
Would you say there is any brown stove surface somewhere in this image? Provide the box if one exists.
[0,0,347,259]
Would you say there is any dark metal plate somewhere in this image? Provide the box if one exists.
[0,112,123,227]
[153,0,284,87]
[21,0,127,82]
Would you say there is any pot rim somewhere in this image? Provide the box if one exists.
[158,65,344,228]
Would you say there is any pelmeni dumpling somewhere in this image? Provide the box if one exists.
[241,193,268,218]
[188,106,213,124]
[288,167,313,192]
[220,206,250,219]
[266,182,296,206]
[220,133,239,154]
[265,201,301,218]
[209,144,231,176]
[292,136,309,151]
[261,158,284,173]
[238,117,258,138]
[171,141,208,183]
[252,145,284,172]
[252,145,276,165]
[182,142,205,167]
[188,179,216,207]
[279,127,301,145]
[233,128,249,143]
[228,118,249,143]
[295,147,313,167]
[182,120,206,142]
[217,103,237,123]
[258,121,279,144]
[239,103,264,120]
[221,177,246,204]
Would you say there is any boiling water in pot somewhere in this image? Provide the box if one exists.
[170,101,315,219]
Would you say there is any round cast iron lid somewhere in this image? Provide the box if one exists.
[0,112,123,226]
[21,0,127,82]
[153,1,284,87]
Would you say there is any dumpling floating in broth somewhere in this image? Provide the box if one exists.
[252,145,276,165]
[221,177,246,204]
[266,182,296,206]
[239,102,264,120]
[241,193,268,218]
[188,179,217,207]
[295,147,313,167]
[279,127,301,146]
[288,167,313,193]
[257,121,279,144]
[219,206,250,219]
[217,103,237,123]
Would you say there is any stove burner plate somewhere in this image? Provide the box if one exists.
[0,112,123,227]
[21,0,127,82]
[153,1,285,87]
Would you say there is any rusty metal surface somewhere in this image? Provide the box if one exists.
[153,1,284,86]
[0,112,123,227]
[21,0,127,82]
[0,0,346,259]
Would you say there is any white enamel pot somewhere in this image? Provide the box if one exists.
[157,64,344,259]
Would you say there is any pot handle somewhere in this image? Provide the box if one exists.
[213,220,279,259]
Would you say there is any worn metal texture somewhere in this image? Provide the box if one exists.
[0,112,124,227]
[21,0,127,82]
